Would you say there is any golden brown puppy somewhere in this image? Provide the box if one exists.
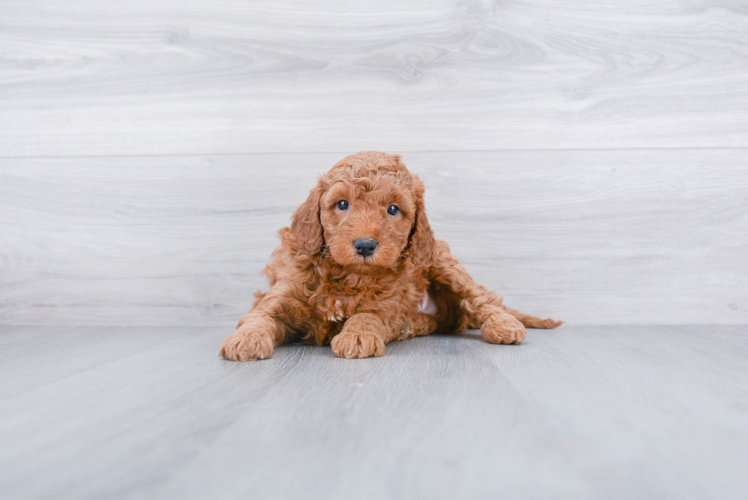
[220,151,561,360]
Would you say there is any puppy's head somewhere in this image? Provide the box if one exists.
[289,151,436,270]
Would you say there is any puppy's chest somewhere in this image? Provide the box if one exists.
[318,297,349,323]
[313,285,404,324]
[314,293,369,323]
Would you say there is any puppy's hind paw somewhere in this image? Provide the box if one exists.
[331,331,385,359]
[219,329,274,361]
[481,313,527,345]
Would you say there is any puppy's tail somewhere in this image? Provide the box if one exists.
[504,307,563,329]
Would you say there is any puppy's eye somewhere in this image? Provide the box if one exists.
[387,205,400,216]
[336,200,350,211]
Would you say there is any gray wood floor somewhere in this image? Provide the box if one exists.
[1,324,746,499]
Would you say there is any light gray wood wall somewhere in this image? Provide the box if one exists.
[1,1,746,326]
[2,0,748,155]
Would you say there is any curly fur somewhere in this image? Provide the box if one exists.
[220,151,562,360]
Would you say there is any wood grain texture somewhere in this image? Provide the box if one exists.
[1,0,748,156]
[1,150,746,326]
[0,325,186,399]
[0,325,746,499]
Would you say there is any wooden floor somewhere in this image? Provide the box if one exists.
[1,325,746,499]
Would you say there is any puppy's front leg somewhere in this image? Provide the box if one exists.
[219,284,299,361]
[330,313,387,359]
[220,313,279,361]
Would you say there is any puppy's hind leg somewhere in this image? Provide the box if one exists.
[394,313,439,342]
[503,307,563,329]
[430,243,559,345]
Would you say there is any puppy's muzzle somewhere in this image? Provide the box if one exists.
[353,238,378,258]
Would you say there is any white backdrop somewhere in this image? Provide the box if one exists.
[1,0,746,325]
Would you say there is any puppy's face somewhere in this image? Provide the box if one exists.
[320,173,416,270]
[288,152,436,270]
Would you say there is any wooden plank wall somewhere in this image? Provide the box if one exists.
[1,1,746,325]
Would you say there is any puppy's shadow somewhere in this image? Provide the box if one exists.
[269,330,507,361]
[383,329,495,358]
[450,329,483,341]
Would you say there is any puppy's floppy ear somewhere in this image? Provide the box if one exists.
[289,181,324,255]
[408,176,437,268]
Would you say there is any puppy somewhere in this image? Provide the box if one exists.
[220,151,561,360]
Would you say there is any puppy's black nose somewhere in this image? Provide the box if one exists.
[353,238,378,257]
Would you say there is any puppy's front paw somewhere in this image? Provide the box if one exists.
[219,329,274,361]
[331,331,385,359]
[481,313,527,345]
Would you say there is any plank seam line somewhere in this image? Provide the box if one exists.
[2,146,748,160]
